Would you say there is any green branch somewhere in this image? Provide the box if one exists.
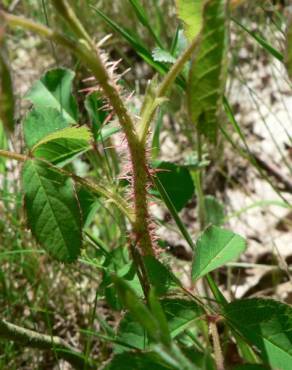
[0,318,95,370]
[138,34,201,143]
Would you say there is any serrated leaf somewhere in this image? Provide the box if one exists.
[152,161,194,212]
[25,68,79,124]
[192,225,246,280]
[23,107,69,148]
[0,43,15,132]
[205,195,225,226]
[224,298,292,370]
[31,126,92,166]
[161,299,203,338]
[105,352,170,370]
[175,0,204,42]
[188,0,228,143]
[32,125,91,149]
[152,48,177,64]
[22,159,82,262]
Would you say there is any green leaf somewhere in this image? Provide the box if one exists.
[182,347,215,370]
[85,92,109,140]
[153,175,196,250]
[23,107,69,148]
[115,313,148,353]
[152,48,176,64]
[152,48,177,64]
[152,161,194,212]
[188,0,228,143]
[22,159,82,262]
[148,289,171,346]
[105,352,170,370]
[224,298,292,370]
[77,187,99,227]
[144,256,179,296]
[31,126,92,165]
[0,43,15,133]
[25,68,79,124]
[92,7,185,89]
[192,226,246,280]
[128,0,163,48]
[96,125,120,141]
[204,195,225,226]
[233,17,283,63]
[175,0,204,42]
[286,17,292,80]
[113,276,161,342]
[161,299,203,338]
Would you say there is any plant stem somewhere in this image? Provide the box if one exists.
[139,34,201,143]
[2,8,155,256]
[194,131,206,229]
[209,320,225,370]
[0,149,28,162]
[0,318,95,369]
[157,35,200,98]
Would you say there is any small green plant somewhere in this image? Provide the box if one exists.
[0,1,292,369]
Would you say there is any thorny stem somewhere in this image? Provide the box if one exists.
[2,6,154,256]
